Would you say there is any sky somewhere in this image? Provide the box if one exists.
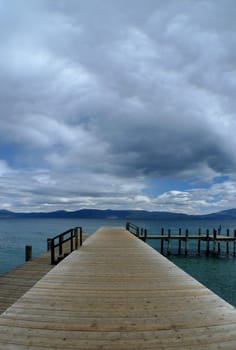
[0,0,236,214]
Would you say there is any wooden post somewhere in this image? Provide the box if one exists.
[144,229,147,242]
[161,228,164,254]
[178,228,181,255]
[79,227,83,246]
[47,238,51,251]
[59,235,63,256]
[185,229,189,256]
[137,227,140,238]
[51,239,55,265]
[70,229,74,252]
[25,245,32,262]
[140,228,143,238]
[213,228,217,256]
[234,230,236,257]
[206,229,210,256]
[197,228,201,255]
[167,229,171,255]
[218,242,221,255]
[226,229,229,255]
[74,227,78,250]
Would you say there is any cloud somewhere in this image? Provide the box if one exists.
[0,0,236,213]
[0,160,11,176]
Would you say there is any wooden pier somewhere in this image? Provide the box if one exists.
[126,222,236,256]
[0,229,87,315]
[0,251,53,315]
[1,227,236,348]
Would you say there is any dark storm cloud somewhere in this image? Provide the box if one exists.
[0,0,236,213]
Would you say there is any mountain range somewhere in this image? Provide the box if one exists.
[0,208,236,220]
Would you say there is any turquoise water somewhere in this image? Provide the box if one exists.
[0,218,236,307]
[169,255,236,307]
[0,218,126,274]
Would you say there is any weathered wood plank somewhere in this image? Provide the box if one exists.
[0,233,89,315]
[0,252,53,314]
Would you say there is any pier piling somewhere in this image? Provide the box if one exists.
[25,245,32,262]
[234,230,236,257]
[185,229,189,256]
[213,228,217,256]
[206,229,210,256]
[198,228,201,255]
[161,228,164,254]
[126,222,236,257]
[178,228,182,255]
[227,229,230,255]
[167,229,171,255]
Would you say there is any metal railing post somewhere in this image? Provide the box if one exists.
[70,229,74,252]
[74,227,79,249]
[51,239,55,265]
[79,227,83,246]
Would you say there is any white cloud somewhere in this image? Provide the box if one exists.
[0,160,11,176]
[0,1,236,213]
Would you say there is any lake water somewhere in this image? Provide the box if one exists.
[0,218,236,307]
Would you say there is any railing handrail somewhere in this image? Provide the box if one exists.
[49,226,83,264]
[126,222,147,241]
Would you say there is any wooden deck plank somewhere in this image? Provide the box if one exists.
[0,252,53,315]
[0,227,236,349]
[0,233,89,315]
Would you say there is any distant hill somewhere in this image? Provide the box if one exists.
[196,208,236,220]
[0,208,236,220]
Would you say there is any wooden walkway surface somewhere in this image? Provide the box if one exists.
[0,233,89,314]
[0,227,236,349]
[0,251,53,314]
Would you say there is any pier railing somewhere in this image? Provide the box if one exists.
[126,222,147,241]
[48,227,83,265]
[126,222,236,257]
